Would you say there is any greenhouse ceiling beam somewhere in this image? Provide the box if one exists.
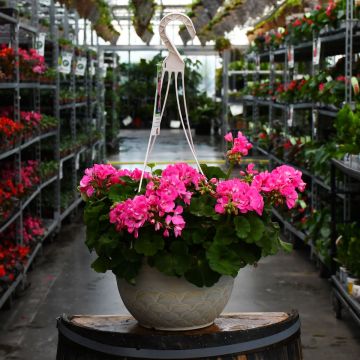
[98,45,246,55]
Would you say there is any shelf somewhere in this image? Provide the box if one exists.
[255,24,360,63]
[60,197,82,221]
[0,273,23,309]
[59,102,87,110]
[59,103,73,110]
[60,152,75,163]
[0,131,57,161]
[291,103,313,110]
[39,84,56,90]
[19,23,37,33]
[332,159,360,181]
[75,102,87,108]
[317,107,338,118]
[0,176,57,234]
[0,146,19,161]
[321,27,360,57]
[271,208,307,242]
[0,11,17,24]
[331,275,360,326]
[255,145,313,178]
[0,218,59,310]
[0,210,21,234]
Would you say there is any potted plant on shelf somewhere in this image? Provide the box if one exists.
[79,131,306,331]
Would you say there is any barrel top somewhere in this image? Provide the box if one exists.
[69,312,292,335]
[59,312,300,352]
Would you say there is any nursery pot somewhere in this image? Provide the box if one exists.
[116,263,234,331]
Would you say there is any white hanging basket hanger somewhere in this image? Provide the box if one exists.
[138,13,204,191]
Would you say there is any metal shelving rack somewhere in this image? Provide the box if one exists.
[222,1,358,274]
[0,0,105,309]
[222,0,360,324]
[104,52,120,151]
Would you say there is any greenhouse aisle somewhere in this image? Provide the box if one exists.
[0,130,359,360]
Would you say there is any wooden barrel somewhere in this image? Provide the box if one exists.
[56,311,302,360]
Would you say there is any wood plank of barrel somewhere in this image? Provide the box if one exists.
[56,311,302,360]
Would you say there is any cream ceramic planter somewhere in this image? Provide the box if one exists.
[116,264,234,331]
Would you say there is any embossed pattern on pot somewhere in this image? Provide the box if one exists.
[116,264,234,331]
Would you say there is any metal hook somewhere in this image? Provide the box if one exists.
[159,13,196,71]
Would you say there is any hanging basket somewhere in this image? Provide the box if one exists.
[109,31,120,45]
[202,0,224,17]
[192,6,211,32]
[88,6,100,23]
[140,28,154,45]
[179,25,193,44]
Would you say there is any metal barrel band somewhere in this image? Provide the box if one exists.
[57,318,301,359]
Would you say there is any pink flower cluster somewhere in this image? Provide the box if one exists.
[20,111,42,133]
[109,163,204,238]
[1,160,40,192]
[23,216,45,244]
[79,164,150,198]
[81,133,306,241]
[252,165,306,208]
[18,48,47,75]
[225,132,253,163]
[215,178,264,215]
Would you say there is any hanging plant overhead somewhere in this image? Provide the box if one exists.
[58,0,120,44]
[129,0,156,44]
[246,0,305,42]
[179,0,225,44]
[181,0,295,45]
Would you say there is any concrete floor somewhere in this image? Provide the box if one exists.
[0,130,359,359]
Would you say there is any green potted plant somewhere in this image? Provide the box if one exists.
[79,131,305,331]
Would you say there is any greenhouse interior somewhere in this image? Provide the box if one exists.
[0,0,360,359]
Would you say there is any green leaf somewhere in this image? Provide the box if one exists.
[147,163,156,169]
[182,226,207,244]
[97,233,118,255]
[279,239,292,252]
[206,242,243,277]
[170,241,191,275]
[320,227,331,238]
[84,201,108,249]
[214,224,235,245]
[111,247,143,284]
[108,183,136,203]
[91,256,111,273]
[184,257,221,287]
[153,169,162,176]
[234,216,250,239]
[200,164,226,179]
[153,252,174,276]
[248,215,265,242]
[134,232,164,256]
[234,242,262,265]
[189,195,216,218]
[108,184,125,202]
[153,242,191,276]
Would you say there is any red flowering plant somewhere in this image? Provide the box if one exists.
[80,132,306,286]
[0,241,30,294]
[0,46,15,81]
[0,180,24,222]
[275,79,309,103]
[0,116,24,151]
[282,136,310,168]
[0,47,47,82]
[20,111,42,139]
[18,48,47,81]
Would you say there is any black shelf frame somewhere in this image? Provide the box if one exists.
[0,0,105,310]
